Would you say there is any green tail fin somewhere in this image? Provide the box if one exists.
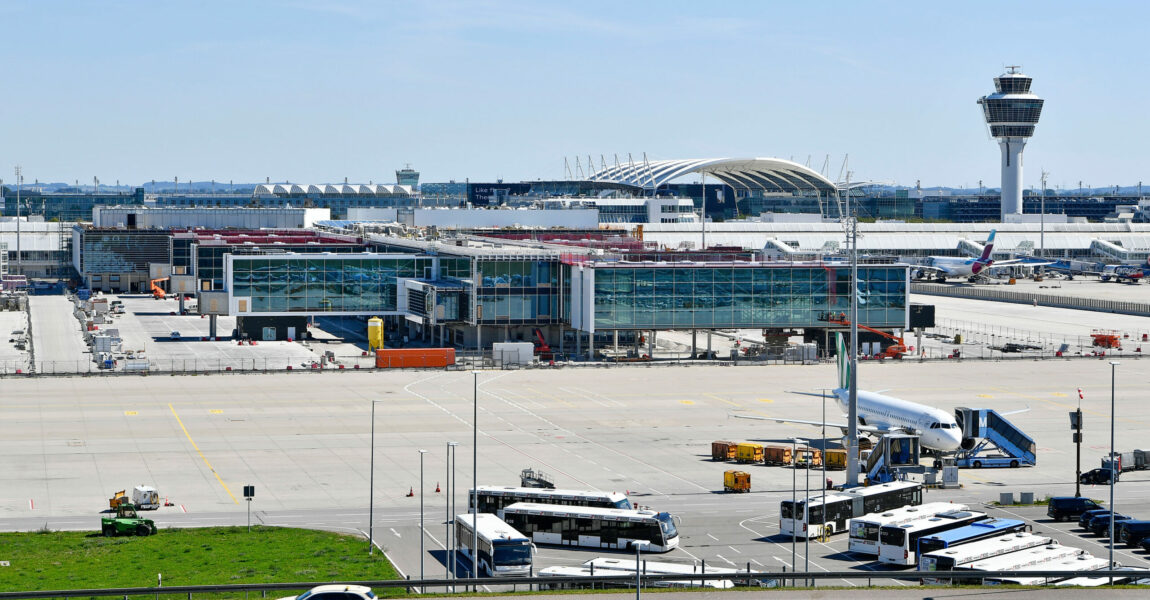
[835,332,850,390]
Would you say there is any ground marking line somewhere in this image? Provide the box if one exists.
[168,402,238,504]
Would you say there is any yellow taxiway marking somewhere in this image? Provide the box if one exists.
[680,400,695,406]
[124,410,137,416]
[757,398,774,403]
[962,471,994,483]
[977,394,994,399]
[209,409,223,414]
[705,393,741,407]
[1051,392,1068,397]
[169,403,238,504]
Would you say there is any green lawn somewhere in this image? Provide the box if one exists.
[0,526,400,593]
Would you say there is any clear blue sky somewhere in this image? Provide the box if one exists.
[2,0,1147,190]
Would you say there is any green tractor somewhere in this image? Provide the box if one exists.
[100,503,157,537]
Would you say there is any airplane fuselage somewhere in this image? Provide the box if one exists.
[833,387,961,451]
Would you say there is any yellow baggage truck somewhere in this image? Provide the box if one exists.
[736,442,764,464]
[724,470,751,493]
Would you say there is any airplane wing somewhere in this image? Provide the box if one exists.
[988,260,1054,269]
[728,412,903,435]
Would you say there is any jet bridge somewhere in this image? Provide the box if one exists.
[954,407,1036,468]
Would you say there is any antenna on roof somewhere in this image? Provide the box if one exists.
[1005,64,1022,74]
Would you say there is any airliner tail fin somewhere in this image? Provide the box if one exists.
[977,229,997,262]
[835,332,850,390]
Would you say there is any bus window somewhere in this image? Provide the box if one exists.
[658,513,677,538]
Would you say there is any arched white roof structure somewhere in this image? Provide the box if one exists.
[588,157,838,193]
[253,183,414,197]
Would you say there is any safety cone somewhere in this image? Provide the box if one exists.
[406,487,414,497]
[435,482,441,493]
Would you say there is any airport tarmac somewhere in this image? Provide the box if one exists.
[2,360,1149,588]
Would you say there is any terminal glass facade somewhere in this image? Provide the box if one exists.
[230,255,431,313]
[590,264,906,330]
[474,259,564,324]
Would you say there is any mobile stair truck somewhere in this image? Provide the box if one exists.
[954,407,1036,469]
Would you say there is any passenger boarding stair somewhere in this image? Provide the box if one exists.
[866,434,921,484]
[954,407,1036,468]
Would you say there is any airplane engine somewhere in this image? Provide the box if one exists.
[961,437,977,451]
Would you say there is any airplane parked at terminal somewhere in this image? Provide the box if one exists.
[913,230,1048,281]
[732,333,963,452]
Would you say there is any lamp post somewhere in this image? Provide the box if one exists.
[471,370,480,585]
[419,449,428,592]
[790,436,797,571]
[368,400,383,555]
[447,441,458,587]
[1109,361,1119,583]
[794,437,810,586]
[632,540,650,600]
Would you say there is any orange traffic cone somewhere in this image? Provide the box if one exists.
[406,487,414,497]
[435,482,441,493]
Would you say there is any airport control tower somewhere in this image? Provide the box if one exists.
[977,67,1044,218]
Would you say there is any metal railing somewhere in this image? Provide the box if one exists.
[911,282,1150,317]
[0,569,1141,599]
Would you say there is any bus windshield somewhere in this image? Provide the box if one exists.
[657,513,677,538]
[781,501,794,519]
[853,522,880,541]
[880,527,905,546]
[493,541,532,566]
[615,498,633,509]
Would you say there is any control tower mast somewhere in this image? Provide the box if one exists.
[977,66,1044,218]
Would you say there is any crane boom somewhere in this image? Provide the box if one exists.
[817,312,907,359]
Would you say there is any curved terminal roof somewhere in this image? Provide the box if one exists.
[254,184,413,196]
[588,157,838,193]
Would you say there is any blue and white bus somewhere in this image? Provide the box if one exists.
[915,518,1029,557]
[501,502,680,552]
[919,533,1055,585]
[455,513,534,577]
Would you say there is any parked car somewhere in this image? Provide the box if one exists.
[1080,467,1118,486]
[1139,537,1150,553]
[1117,520,1150,546]
[1080,508,1113,529]
[1047,496,1103,522]
[170,331,181,340]
[1088,513,1132,536]
[277,585,377,600]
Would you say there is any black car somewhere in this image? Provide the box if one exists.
[1117,520,1150,545]
[1140,537,1150,553]
[1047,496,1103,522]
[1088,513,1131,536]
[1080,468,1119,485]
[1080,508,1113,529]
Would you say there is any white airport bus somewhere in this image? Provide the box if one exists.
[780,480,923,540]
[501,502,679,552]
[919,532,1055,585]
[536,566,732,590]
[948,544,1086,586]
[454,513,535,577]
[985,553,1108,586]
[877,510,986,566]
[848,502,969,556]
[470,486,632,518]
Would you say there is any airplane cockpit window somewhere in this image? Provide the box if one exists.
[930,422,940,429]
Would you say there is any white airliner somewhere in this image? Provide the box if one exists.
[915,230,1048,281]
[732,333,963,452]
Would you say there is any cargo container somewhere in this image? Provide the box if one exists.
[375,348,456,368]
[824,449,847,471]
[736,442,764,464]
[1103,451,1136,473]
[763,444,793,466]
[859,438,874,451]
[723,470,751,493]
[795,447,822,468]
[1135,450,1150,470]
[711,441,737,461]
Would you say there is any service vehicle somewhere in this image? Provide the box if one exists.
[723,470,750,493]
[711,441,737,461]
[276,584,377,600]
[455,513,534,577]
[1047,496,1103,522]
[1080,467,1118,485]
[949,545,1087,586]
[100,503,157,537]
[501,502,679,552]
[735,443,764,464]
[763,444,792,466]
[824,449,847,471]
